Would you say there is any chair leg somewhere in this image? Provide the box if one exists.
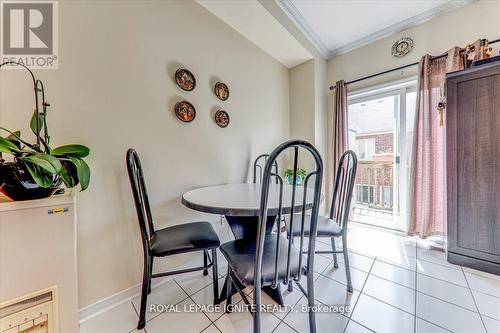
[203,250,209,276]
[226,268,233,312]
[342,236,353,293]
[287,280,293,292]
[137,255,150,330]
[253,287,261,333]
[211,248,219,305]
[306,269,317,333]
[147,256,153,295]
[330,237,339,268]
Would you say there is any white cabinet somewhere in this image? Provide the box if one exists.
[0,195,78,333]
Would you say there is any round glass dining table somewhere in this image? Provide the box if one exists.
[182,183,316,305]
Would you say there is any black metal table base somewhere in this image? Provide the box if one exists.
[216,215,285,305]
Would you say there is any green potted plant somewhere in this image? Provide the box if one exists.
[0,61,90,201]
[283,168,307,185]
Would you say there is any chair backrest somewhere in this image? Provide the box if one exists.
[254,140,323,290]
[329,150,357,232]
[253,154,279,184]
[126,149,155,250]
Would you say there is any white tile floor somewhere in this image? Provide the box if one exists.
[79,224,500,333]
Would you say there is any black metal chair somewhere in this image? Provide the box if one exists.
[253,154,278,184]
[285,150,357,292]
[221,140,323,333]
[126,149,220,329]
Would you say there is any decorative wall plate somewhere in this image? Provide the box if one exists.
[174,100,196,122]
[174,68,196,91]
[214,109,230,128]
[214,81,229,101]
[391,37,414,57]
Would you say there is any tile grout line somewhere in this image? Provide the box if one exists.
[327,249,487,330]
[275,254,349,333]
[416,289,482,314]
[414,253,462,271]
[416,317,454,333]
[468,287,500,300]
[271,274,320,333]
[342,255,376,333]
[172,279,216,333]
[368,271,415,290]
[415,270,469,289]
[460,266,489,333]
[277,273,321,323]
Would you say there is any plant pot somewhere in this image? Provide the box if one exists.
[287,174,303,185]
[0,162,62,201]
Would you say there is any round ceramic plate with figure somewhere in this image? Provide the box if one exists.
[175,68,196,91]
[175,100,196,122]
[392,37,414,57]
[214,81,229,101]
[214,109,229,128]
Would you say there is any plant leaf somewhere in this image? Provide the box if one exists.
[6,131,22,149]
[30,110,44,135]
[58,161,78,188]
[51,144,90,158]
[0,127,39,151]
[20,153,63,174]
[24,161,54,188]
[69,157,90,191]
[0,136,18,153]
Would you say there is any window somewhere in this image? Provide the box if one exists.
[380,186,392,207]
[348,79,416,232]
[356,138,375,160]
[356,184,375,204]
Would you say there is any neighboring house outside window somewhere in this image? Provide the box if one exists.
[353,131,394,209]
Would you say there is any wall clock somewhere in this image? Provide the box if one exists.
[392,37,414,57]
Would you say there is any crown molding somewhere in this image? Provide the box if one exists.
[276,0,476,60]
[275,0,330,58]
[328,0,475,57]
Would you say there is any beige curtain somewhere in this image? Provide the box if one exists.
[408,40,490,238]
[327,80,348,213]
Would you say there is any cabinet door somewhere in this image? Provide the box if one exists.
[447,63,500,263]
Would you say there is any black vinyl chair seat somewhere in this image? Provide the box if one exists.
[285,215,342,237]
[223,140,324,333]
[150,222,220,256]
[220,235,305,286]
[127,149,220,330]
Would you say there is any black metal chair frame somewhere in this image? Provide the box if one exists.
[298,150,357,293]
[253,154,279,184]
[226,140,323,333]
[126,149,219,330]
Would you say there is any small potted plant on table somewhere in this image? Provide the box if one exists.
[283,168,307,185]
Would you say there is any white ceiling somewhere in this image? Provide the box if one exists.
[197,0,313,68]
[277,0,475,58]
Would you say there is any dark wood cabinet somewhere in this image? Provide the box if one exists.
[446,62,500,274]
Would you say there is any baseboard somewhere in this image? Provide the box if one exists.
[78,277,172,324]
[77,253,204,324]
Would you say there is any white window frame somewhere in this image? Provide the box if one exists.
[356,184,375,205]
[348,77,417,232]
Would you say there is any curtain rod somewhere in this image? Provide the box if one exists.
[329,38,500,90]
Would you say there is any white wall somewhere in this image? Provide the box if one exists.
[288,58,328,185]
[290,60,315,144]
[325,0,500,192]
[0,0,290,308]
[327,0,500,90]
